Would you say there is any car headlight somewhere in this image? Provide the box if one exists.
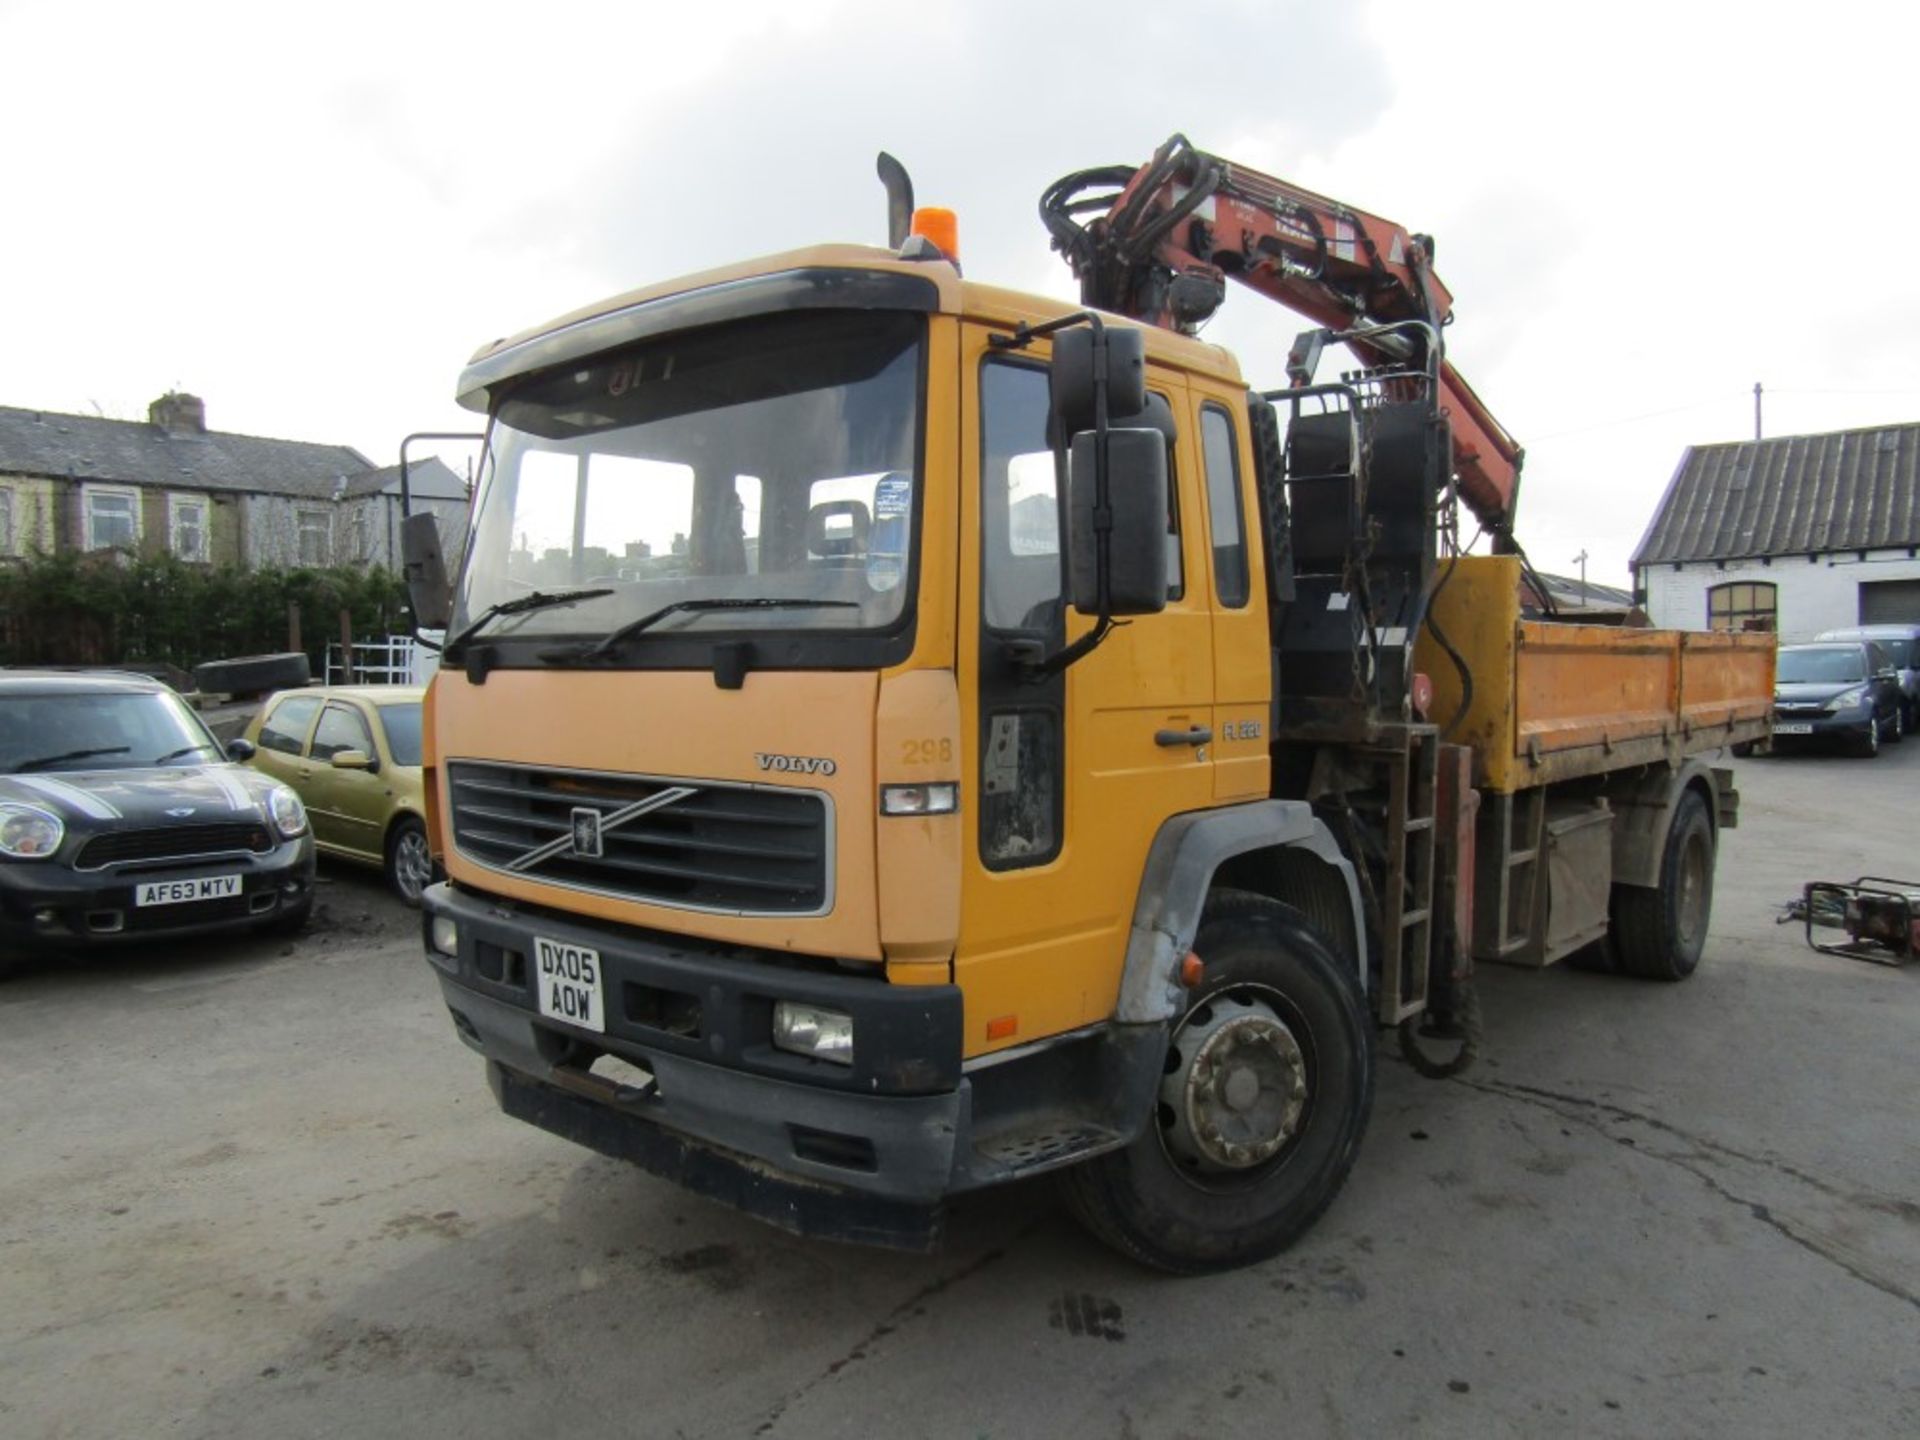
[0,803,64,859]
[1826,686,1869,712]
[267,785,308,838]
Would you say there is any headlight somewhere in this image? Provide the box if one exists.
[1826,686,1869,712]
[0,803,64,859]
[267,785,308,838]
[772,1001,854,1065]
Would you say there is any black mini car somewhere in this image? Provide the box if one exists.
[0,670,316,961]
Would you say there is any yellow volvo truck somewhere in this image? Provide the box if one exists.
[406,140,1772,1272]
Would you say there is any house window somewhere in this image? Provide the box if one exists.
[297,508,332,566]
[1707,580,1776,633]
[170,496,209,563]
[84,486,140,551]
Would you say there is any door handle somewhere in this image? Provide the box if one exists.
[1155,726,1213,748]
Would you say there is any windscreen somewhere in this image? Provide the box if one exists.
[454,309,923,649]
[0,691,218,773]
[1777,647,1865,684]
[376,703,423,767]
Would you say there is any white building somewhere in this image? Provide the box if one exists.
[1630,422,1920,641]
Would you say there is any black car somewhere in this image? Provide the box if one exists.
[0,670,316,961]
[1769,642,1905,756]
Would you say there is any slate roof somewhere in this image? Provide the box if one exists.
[0,404,372,500]
[1632,421,1920,568]
[340,456,469,502]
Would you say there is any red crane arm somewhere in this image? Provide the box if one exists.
[1040,137,1523,536]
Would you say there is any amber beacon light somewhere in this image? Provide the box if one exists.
[910,206,959,263]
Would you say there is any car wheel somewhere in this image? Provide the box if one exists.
[1056,891,1374,1274]
[1888,707,1905,745]
[386,817,433,907]
[1612,789,1715,982]
[1858,716,1881,758]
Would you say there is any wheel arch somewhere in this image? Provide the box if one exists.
[1116,801,1368,1025]
[1605,759,1726,890]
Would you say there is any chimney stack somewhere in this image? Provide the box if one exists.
[149,391,207,435]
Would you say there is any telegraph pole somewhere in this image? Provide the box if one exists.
[1754,381,1763,440]
[1573,549,1589,607]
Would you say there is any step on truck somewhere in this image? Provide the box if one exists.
[405,137,1774,1272]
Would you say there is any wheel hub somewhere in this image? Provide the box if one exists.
[1160,994,1308,1172]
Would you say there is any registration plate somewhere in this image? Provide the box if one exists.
[1775,723,1814,735]
[534,937,606,1033]
[135,874,243,907]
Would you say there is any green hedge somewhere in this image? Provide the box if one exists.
[0,552,412,672]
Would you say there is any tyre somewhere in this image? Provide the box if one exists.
[386,816,433,907]
[1887,707,1904,745]
[1057,891,1374,1274]
[192,652,311,697]
[1856,716,1881,758]
[1611,790,1714,981]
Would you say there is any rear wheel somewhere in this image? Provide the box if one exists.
[1612,790,1714,981]
[1856,716,1881,758]
[1887,707,1904,745]
[1057,891,1374,1274]
[386,817,432,907]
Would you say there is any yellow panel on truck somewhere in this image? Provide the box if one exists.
[1416,555,1775,791]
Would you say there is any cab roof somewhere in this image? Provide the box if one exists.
[459,244,1245,409]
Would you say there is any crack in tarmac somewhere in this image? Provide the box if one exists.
[1461,1075,1920,1314]
[745,1226,1036,1438]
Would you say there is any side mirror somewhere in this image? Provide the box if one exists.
[225,737,257,762]
[402,512,453,631]
[330,749,376,771]
[1067,429,1169,617]
[1050,326,1146,434]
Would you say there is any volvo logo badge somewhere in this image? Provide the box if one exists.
[754,753,837,776]
[569,807,604,858]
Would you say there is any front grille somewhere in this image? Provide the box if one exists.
[447,761,829,915]
[76,823,272,870]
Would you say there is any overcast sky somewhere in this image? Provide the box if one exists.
[4,0,1915,586]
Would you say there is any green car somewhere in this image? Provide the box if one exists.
[240,686,433,905]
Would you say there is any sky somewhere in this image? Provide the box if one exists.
[4,0,1917,588]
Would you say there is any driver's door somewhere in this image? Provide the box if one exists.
[955,327,1217,1054]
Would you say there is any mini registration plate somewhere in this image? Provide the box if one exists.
[135,874,243,907]
[534,937,606,1033]
[1775,723,1814,735]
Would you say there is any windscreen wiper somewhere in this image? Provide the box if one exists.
[550,597,862,662]
[442,588,613,659]
[151,743,221,765]
[13,746,131,773]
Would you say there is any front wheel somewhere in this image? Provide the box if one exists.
[1057,891,1374,1274]
[1857,716,1881,758]
[386,817,433,907]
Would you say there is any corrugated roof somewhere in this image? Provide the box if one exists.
[0,403,372,500]
[340,456,469,501]
[1632,421,1920,568]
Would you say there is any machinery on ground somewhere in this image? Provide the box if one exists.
[403,137,1774,1271]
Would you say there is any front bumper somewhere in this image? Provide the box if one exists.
[1770,706,1873,743]
[0,834,315,949]
[423,882,1163,1246]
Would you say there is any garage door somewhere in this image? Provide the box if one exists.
[1858,580,1920,624]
